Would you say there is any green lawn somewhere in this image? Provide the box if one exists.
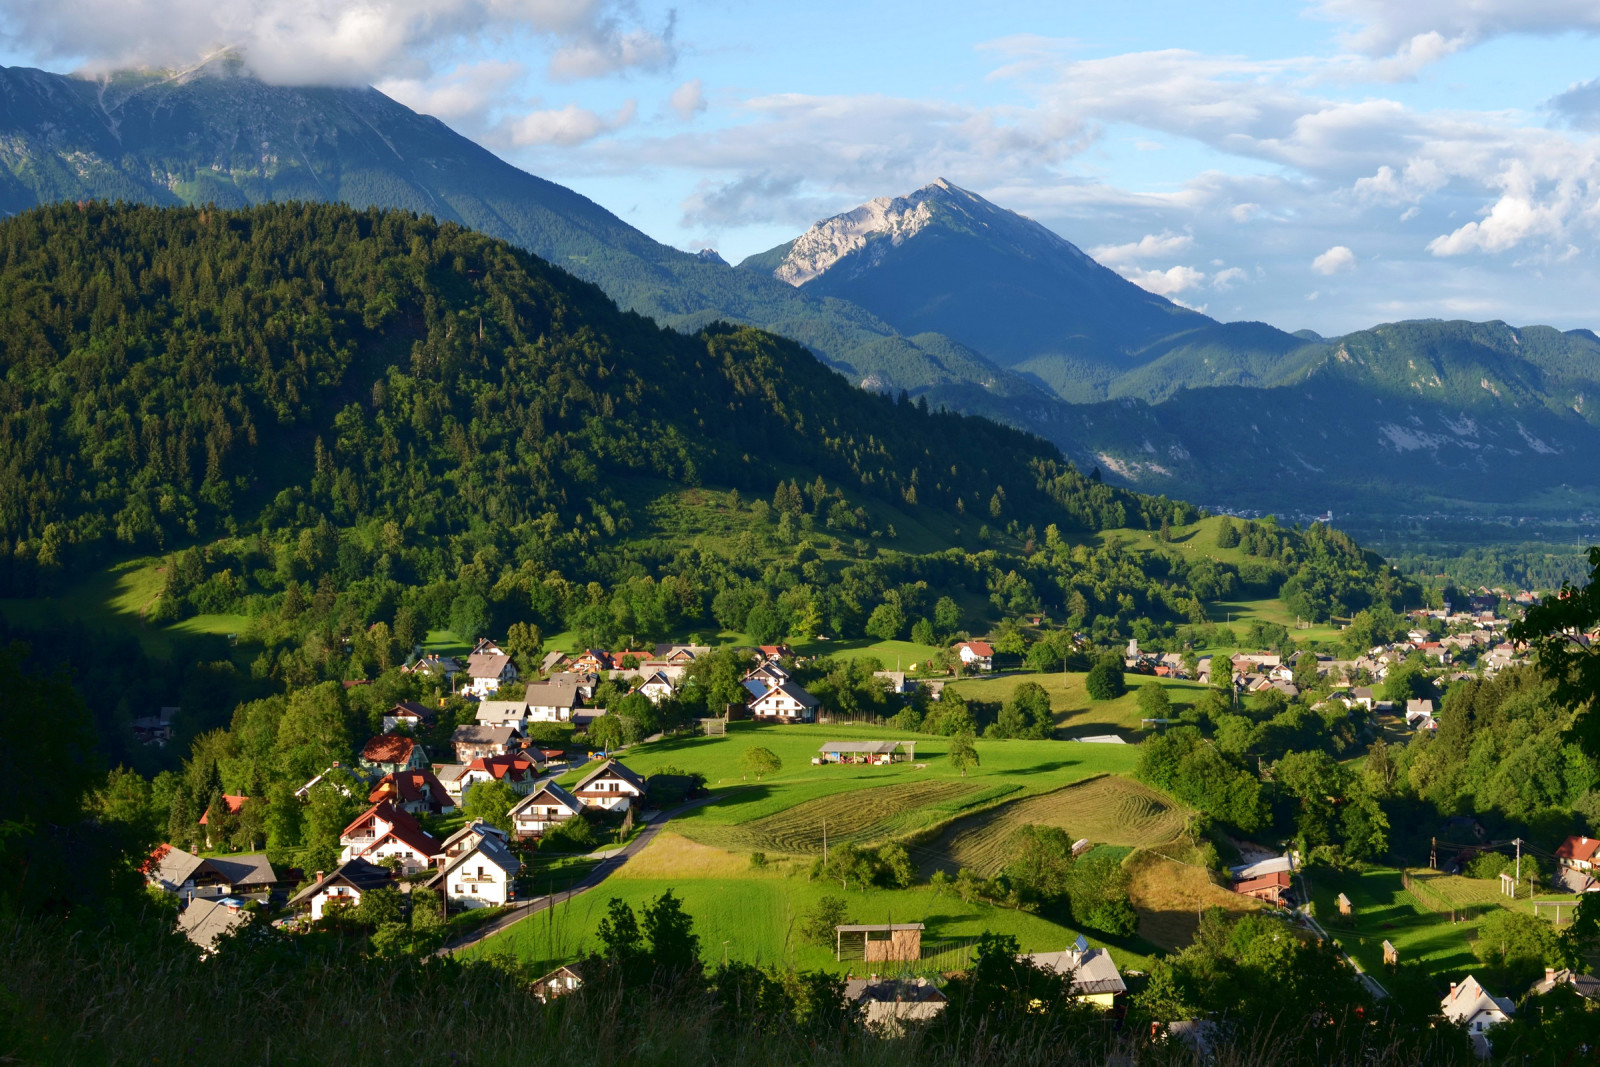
[1303,866,1582,981]
[461,830,1156,977]
[946,671,1211,736]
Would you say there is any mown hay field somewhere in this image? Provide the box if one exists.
[913,774,1190,877]
[674,779,1010,855]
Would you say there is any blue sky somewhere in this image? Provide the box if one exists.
[6,0,1600,335]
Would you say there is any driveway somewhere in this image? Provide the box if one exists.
[436,792,724,955]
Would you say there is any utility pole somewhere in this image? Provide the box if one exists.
[1514,837,1522,883]
[823,818,828,864]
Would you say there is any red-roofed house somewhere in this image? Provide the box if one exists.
[198,794,249,848]
[1233,871,1293,906]
[338,800,438,874]
[955,641,994,672]
[368,769,457,815]
[459,753,543,798]
[359,734,429,776]
[757,644,796,663]
[1555,835,1599,874]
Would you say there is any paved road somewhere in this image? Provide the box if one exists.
[437,792,724,955]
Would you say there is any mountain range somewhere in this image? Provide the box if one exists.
[3,59,1599,528]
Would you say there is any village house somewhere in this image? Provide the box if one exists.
[524,677,582,722]
[657,643,710,665]
[382,700,437,732]
[635,671,676,705]
[337,800,438,874]
[540,649,570,673]
[132,706,179,747]
[1441,975,1514,1057]
[434,820,511,864]
[509,781,586,839]
[176,896,249,953]
[367,768,456,815]
[474,699,531,730]
[462,638,517,697]
[844,976,948,1034]
[955,641,994,672]
[1554,835,1599,887]
[570,649,611,674]
[1530,967,1600,1003]
[402,652,462,684]
[424,828,521,909]
[572,759,648,812]
[1233,871,1293,906]
[745,661,791,688]
[1025,936,1128,1009]
[746,677,820,722]
[757,644,796,663]
[145,845,277,901]
[359,734,430,776]
[532,961,593,1001]
[451,723,522,763]
[289,858,395,922]
[197,795,250,848]
[458,753,543,798]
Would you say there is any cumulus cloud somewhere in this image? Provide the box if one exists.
[1312,245,1357,273]
[1121,265,1207,296]
[0,0,675,85]
[669,77,707,120]
[1315,0,1600,58]
[498,99,637,147]
[1089,231,1194,266]
[681,172,807,229]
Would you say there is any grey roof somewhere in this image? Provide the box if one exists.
[177,898,249,950]
[835,923,924,932]
[206,853,276,887]
[540,650,569,672]
[1026,945,1128,996]
[476,700,530,723]
[451,724,520,746]
[820,740,902,754]
[288,858,393,907]
[467,651,514,678]
[753,681,818,708]
[845,976,946,1004]
[148,846,274,892]
[433,830,521,882]
[524,681,579,708]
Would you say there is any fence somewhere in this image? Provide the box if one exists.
[1400,869,1492,923]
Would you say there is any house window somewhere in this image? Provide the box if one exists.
[471,883,479,894]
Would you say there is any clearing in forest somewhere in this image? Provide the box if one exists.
[915,774,1189,877]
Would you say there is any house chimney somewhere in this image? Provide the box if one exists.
[315,870,324,882]
[1545,968,1557,982]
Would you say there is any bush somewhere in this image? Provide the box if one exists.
[1086,659,1125,701]
[799,895,849,946]
[539,815,597,852]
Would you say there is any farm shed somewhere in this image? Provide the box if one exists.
[836,923,924,962]
[817,740,914,765]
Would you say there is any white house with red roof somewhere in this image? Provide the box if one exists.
[955,641,994,672]
[1555,834,1599,874]
[368,768,456,815]
[359,734,429,776]
[338,800,438,874]
[458,753,543,797]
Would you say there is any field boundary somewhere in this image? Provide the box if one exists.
[894,774,1113,861]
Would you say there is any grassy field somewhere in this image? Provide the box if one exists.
[946,671,1211,737]
[1126,848,1263,951]
[914,775,1189,878]
[462,831,1157,977]
[1302,866,1583,980]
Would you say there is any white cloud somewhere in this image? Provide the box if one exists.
[669,77,707,120]
[1312,245,1357,273]
[377,60,526,125]
[1211,267,1248,290]
[499,100,636,147]
[1315,0,1600,59]
[0,0,675,85]
[1089,231,1194,266]
[1121,265,1207,296]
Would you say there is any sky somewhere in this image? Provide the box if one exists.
[5,0,1600,335]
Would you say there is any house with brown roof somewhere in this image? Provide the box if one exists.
[382,700,437,732]
[955,641,994,672]
[465,638,518,697]
[508,781,586,839]
[289,858,395,921]
[451,723,522,763]
[198,794,250,848]
[524,677,582,722]
[757,644,796,663]
[747,679,820,722]
[571,759,648,812]
[368,768,456,815]
[360,734,429,776]
[459,753,543,797]
[337,800,438,874]
[177,896,250,953]
[1233,871,1293,906]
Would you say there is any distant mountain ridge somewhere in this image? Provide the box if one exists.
[0,61,1041,402]
[2,64,1598,523]
[742,178,1314,403]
